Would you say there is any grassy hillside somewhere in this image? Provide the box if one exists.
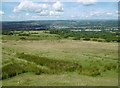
[1,31,118,86]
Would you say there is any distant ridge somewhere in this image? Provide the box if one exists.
[2,20,118,31]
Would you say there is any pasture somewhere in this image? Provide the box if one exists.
[1,31,118,86]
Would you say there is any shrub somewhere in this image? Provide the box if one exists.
[20,37,26,40]
[97,39,103,42]
[18,33,30,36]
[2,62,23,79]
[2,58,50,80]
[92,38,97,41]
[83,38,90,41]
[105,39,111,42]
[2,73,9,79]
[91,71,101,77]
[35,70,42,75]
[73,37,81,40]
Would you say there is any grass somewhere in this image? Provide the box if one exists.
[2,58,49,80]
[2,73,118,86]
[16,52,117,76]
[1,31,118,86]
[17,53,82,74]
[2,32,61,41]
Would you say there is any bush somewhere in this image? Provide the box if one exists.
[91,71,101,77]
[2,58,50,80]
[105,39,111,42]
[35,70,42,75]
[20,37,26,40]
[73,37,81,40]
[2,32,13,35]
[83,38,90,41]
[92,38,97,41]
[18,33,30,36]
[2,73,9,79]
[2,62,23,79]
[97,39,103,42]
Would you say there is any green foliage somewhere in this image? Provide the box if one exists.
[2,30,120,42]
[20,37,26,40]
[2,31,61,41]
[2,58,49,80]
[16,53,82,74]
[15,53,118,77]
[92,38,97,41]
[73,37,81,40]
[97,39,104,42]
[49,29,120,42]
[83,38,91,41]
[2,31,13,35]
[18,33,30,36]
[2,62,24,79]
[2,31,118,80]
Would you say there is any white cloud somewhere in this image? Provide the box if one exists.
[26,13,30,16]
[0,10,5,15]
[13,0,49,13]
[89,10,115,18]
[71,15,75,18]
[49,11,54,16]
[77,0,96,5]
[90,11,102,16]
[52,1,64,12]
[116,10,118,14]
[49,11,63,16]
[38,10,49,16]
[13,0,64,17]
[106,12,112,16]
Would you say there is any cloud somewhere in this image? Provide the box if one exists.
[0,10,5,15]
[38,10,49,16]
[89,10,115,18]
[49,11,63,16]
[90,11,102,16]
[106,12,112,16]
[13,0,49,13]
[13,0,64,17]
[26,13,30,16]
[52,1,64,12]
[38,10,63,16]
[76,0,96,5]
[116,10,118,14]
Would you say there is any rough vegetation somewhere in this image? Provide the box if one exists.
[1,30,118,86]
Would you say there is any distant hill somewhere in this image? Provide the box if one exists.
[1,20,118,32]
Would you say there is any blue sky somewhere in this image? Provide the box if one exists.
[0,0,118,21]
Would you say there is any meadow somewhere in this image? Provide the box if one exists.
[1,31,118,86]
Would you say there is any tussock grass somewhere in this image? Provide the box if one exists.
[15,53,118,77]
[17,53,82,74]
[2,58,49,80]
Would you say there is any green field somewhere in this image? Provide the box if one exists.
[1,31,118,86]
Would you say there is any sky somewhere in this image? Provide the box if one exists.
[0,0,119,21]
